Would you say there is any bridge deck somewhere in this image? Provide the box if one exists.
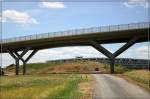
[1,22,149,53]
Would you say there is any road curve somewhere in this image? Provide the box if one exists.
[92,74,150,99]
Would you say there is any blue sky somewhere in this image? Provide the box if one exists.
[1,0,149,67]
[2,1,149,38]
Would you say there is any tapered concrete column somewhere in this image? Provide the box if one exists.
[110,57,115,74]
[23,61,26,75]
[7,48,38,75]
[91,40,114,73]
[14,49,38,75]
[91,37,138,74]
[7,49,20,75]
[15,59,19,75]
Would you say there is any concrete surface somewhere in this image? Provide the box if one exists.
[92,74,150,99]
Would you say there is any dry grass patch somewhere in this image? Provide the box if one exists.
[79,75,95,99]
[123,69,150,90]
[41,61,108,74]
[0,74,93,99]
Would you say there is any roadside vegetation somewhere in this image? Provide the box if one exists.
[0,74,94,99]
[2,61,97,99]
[123,70,150,90]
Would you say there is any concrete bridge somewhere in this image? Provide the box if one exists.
[1,22,149,75]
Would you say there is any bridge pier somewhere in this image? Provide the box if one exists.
[7,48,38,75]
[91,37,139,74]
[110,58,115,74]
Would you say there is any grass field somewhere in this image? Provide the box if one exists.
[0,74,94,99]
[1,61,103,99]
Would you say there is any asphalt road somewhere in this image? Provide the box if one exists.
[92,74,150,99]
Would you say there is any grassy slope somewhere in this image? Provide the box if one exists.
[5,62,59,74]
[5,61,108,74]
[0,74,93,99]
[123,70,150,90]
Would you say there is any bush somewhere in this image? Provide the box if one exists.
[103,64,109,69]
[114,64,126,74]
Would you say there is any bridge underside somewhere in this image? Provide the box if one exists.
[1,27,149,75]
[4,36,147,75]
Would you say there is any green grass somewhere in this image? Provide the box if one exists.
[5,62,61,74]
[20,63,61,74]
[0,74,89,99]
[102,63,126,74]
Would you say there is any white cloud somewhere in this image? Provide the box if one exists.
[135,45,149,59]
[40,2,66,9]
[1,53,14,68]
[123,0,149,8]
[0,16,6,22]
[1,46,103,67]
[1,10,39,25]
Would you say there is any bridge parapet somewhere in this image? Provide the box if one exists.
[1,22,149,44]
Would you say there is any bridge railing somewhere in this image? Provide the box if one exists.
[1,22,149,43]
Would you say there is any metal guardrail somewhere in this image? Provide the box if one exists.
[1,22,150,43]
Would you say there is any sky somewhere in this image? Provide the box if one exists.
[0,0,150,67]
